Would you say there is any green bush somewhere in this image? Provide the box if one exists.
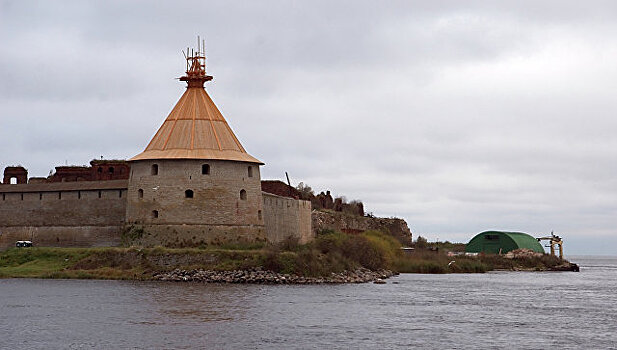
[362,230,402,268]
[395,259,446,273]
[256,230,404,276]
[315,231,348,253]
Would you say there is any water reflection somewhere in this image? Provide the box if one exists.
[145,282,255,322]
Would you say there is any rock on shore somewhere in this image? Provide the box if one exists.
[153,267,395,284]
[548,262,580,272]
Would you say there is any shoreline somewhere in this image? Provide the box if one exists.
[0,246,578,283]
[154,267,396,284]
[0,231,579,281]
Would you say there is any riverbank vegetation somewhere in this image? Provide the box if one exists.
[0,230,573,280]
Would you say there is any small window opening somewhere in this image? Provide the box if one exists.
[39,193,43,200]
[151,164,159,176]
[258,210,262,220]
[248,166,253,178]
[10,177,17,185]
[58,192,62,200]
[185,189,194,198]
[138,189,144,198]
[240,189,247,200]
[152,210,159,218]
[98,190,102,198]
[119,190,123,198]
[20,193,24,201]
[202,164,210,175]
[109,167,114,174]
[78,191,81,199]
[97,167,103,173]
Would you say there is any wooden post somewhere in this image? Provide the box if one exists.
[285,172,292,197]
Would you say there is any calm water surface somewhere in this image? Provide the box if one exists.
[1,256,616,349]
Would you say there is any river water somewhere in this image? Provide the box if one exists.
[1,256,616,349]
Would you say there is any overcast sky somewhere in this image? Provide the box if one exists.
[1,1,616,254]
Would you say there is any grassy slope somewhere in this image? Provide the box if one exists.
[0,245,270,279]
[0,231,566,279]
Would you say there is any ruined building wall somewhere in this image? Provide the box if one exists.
[3,166,27,184]
[48,160,130,182]
[0,180,128,249]
[261,180,301,198]
[312,210,413,246]
[262,192,313,244]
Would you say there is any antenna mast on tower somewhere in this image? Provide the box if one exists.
[180,35,212,87]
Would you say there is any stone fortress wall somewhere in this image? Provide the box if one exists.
[0,164,311,250]
[126,160,263,226]
[0,163,412,250]
[0,179,127,249]
[125,159,267,247]
[262,192,313,244]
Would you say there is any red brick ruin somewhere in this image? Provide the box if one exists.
[1,160,130,185]
[2,166,28,184]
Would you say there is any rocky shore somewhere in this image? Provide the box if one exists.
[153,267,395,284]
[504,248,580,272]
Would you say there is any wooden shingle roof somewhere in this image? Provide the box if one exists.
[131,49,262,164]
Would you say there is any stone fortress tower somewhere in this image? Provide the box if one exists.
[125,42,266,246]
[0,41,315,250]
[0,40,412,251]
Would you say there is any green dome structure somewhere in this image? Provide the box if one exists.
[465,231,545,254]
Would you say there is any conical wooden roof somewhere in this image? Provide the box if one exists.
[131,52,262,164]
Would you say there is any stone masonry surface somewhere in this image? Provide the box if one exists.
[0,181,128,249]
[262,192,313,244]
[127,159,263,226]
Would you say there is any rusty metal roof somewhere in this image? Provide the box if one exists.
[131,48,262,164]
